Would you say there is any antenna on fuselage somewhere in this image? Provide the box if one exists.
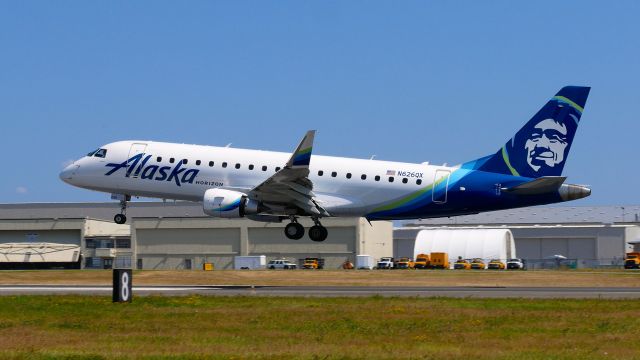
[370,155,376,160]
[225,143,232,148]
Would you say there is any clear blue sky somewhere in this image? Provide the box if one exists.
[1,1,638,205]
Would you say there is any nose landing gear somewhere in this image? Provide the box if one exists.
[112,194,130,224]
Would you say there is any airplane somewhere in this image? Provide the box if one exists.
[60,86,591,242]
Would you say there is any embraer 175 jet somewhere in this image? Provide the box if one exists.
[60,86,591,242]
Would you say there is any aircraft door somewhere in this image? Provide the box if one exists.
[432,170,451,204]
[127,143,147,178]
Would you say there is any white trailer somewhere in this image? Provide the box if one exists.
[234,255,267,270]
[356,255,374,270]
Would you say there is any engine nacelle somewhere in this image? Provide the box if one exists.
[203,188,260,218]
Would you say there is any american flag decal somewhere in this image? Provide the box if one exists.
[386,170,396,176]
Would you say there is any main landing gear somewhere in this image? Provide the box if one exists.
[112,194,131,225]
[284,217,328,242]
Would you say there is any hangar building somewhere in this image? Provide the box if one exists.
[395,206,640,268]
[0,202,392,270]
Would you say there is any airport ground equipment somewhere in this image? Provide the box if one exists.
[356,255,374,270]
[624,252,640,269]
[342,260,354,269]
[202,263,214,271]
[395,257,415,269]
[507,258,525,270]
[377,257,395,269]
[471,259,486,269]
[430,252,449,269]
[454,259,471,270]
[302,257,324,269]
[113,269,132,303]
[413,253,430,269]
[488,259,506,270]
[267,259,297,269]
[0,243,82,270]
[234,255,267,270]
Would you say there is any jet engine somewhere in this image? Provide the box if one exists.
[202,188,261,218]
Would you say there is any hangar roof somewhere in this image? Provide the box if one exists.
[406,205,640,226]
[0,202,638,226]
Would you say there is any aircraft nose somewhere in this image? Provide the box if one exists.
[59,163,80,183]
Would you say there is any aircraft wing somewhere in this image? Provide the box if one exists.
[501,176,567,195]
[248,130,329,217]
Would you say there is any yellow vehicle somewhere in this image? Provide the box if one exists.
[395,257,415,269]
[454,259,471,270]
[624,252,640,269]
[303,258,321,269]
[430,252,449,269]
[487,259,506,270]
[471,258,486,270]
[414,253,431,269]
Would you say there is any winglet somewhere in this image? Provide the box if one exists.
[286,130,315,168]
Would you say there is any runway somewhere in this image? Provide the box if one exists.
[0,285,639,298]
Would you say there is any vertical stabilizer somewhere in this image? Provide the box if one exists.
[468,86,590,178]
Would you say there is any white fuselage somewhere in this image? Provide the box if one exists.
[61,140,452,217]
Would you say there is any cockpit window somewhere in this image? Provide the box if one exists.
[87,148,108,158]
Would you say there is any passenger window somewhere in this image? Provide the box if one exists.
[375,175,380,181]
[417,179,422,185]
[318,170,324,176]
[222,162,227,168]
[388,177,394,183]
[346,173,352,179]
[182,159,188,164]
[262,166,267,171]
[402,178,408,184]
[361,174,367,180]
[235,163,241,169]
[196,160,201,166]
[275,167,281,172]
[249,164,254,170]
[331,172,337,177]
[209,161,214,167]
[170,158,175,164]
[157,156,162,162]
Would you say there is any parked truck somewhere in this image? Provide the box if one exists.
[414,253,430,269]
[624,252,640,269]
[302,257,324,269]
[377,257,395,269]
[395,257,415,269]
[234,255,266,270]
[356,255,374,270]
[430,252,449,269]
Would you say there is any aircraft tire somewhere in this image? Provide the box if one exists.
[114,214,127,224]
[309,225,328,242]
[284,222,304,240]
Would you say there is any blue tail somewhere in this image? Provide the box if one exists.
[465,86,590,178]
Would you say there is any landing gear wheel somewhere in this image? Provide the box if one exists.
[309,225,328,242]
[114,213,127,224]
[284,222,305,240]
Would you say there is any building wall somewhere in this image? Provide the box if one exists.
[132,217,393,270]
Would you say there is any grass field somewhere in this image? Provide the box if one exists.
[0,295,638,359]
[1,269,639,288]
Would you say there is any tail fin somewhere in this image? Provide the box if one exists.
[466,86,590,178]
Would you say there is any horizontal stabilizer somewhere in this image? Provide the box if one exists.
[501,176,566,195]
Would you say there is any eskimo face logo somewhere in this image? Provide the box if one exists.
[105,153,199,186]
[524,118,569,172]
